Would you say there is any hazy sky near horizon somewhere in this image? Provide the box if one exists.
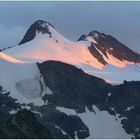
[0,1,140,53]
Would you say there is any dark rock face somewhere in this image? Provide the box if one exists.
[107,81,140,138]
[19,20,55,45]
[37,60,111,113]
[33,105,89,139]
[0,86,21,122]
[78,31,140,65]
[0,109,52,139]
[88,46,107,65]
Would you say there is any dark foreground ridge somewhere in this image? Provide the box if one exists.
[0,61,140,138]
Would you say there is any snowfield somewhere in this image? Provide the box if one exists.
[56,106,132,138]
[2,25,104,69]
[0,59,44,106]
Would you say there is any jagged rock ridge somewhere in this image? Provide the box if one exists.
[78,31,140,67]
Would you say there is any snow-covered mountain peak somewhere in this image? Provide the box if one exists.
[78,30,140,67]
[19,20,55,45]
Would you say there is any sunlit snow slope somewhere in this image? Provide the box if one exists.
[1,20,103,69]
[0,52,24,64]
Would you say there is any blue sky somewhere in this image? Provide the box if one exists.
[0,1,140,53]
